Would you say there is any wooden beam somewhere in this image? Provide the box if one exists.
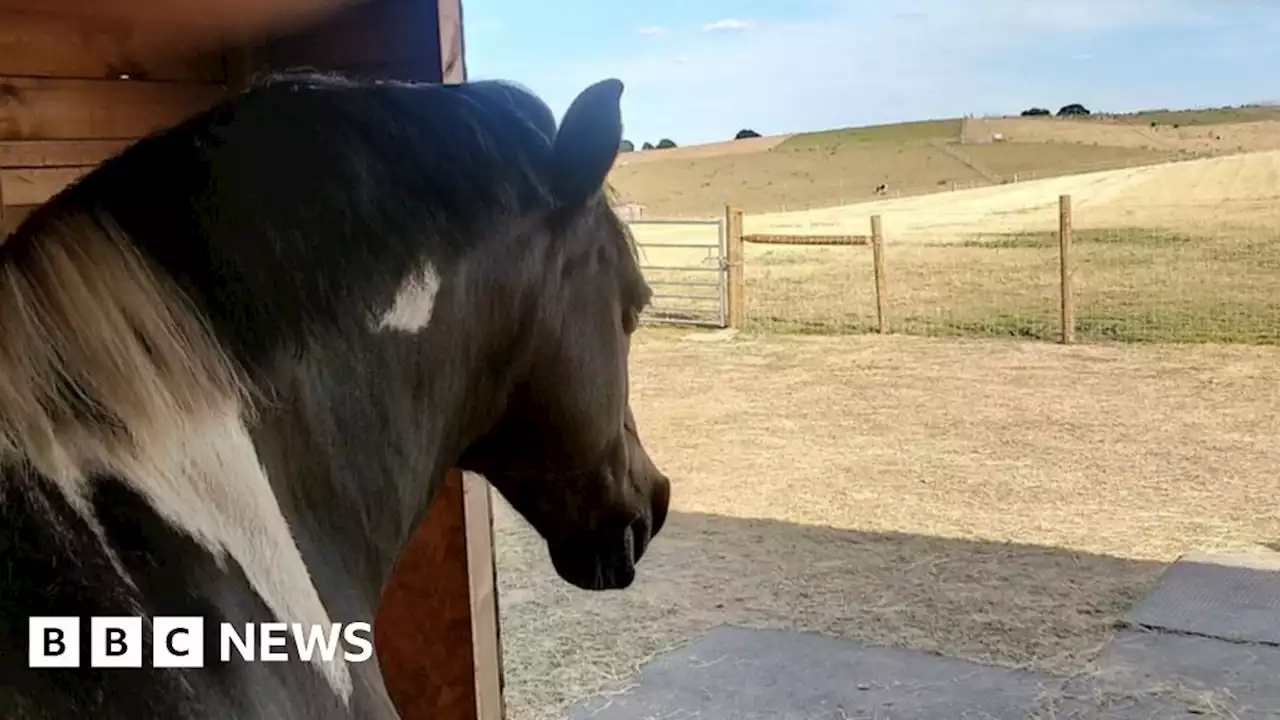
[0,139,130,167]
[0,11,225,81]
[462,472,502,720]
[0,0,374,61]
[0,165,91,205]
[438,0,464,84]
[724,204,745,328]
[0,77,225,141]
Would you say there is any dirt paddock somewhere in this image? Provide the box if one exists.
[493,329,1280,720]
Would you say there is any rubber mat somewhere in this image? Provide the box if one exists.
[1125,550,1280,645]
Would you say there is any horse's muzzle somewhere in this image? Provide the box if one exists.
[549,514,656,590]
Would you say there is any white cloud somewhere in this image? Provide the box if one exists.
[636,26,666,36]
[702,18,755,33]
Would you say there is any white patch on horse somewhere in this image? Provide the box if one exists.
[76,404,354,702]
[377,263,441,332]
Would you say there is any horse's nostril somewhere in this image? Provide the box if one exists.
[622,524,636,564]
[626,517,650,563]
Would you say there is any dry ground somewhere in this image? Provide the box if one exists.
[609,131,1174,218]
[613,133,793,166]
[969,117,1280,157]
[608,110,1280,218]
[630,150,1280,343]
[494,329,1280,720]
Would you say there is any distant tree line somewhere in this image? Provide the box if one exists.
[617,128,764,153]
[619,138,678,152]
[1021,104,1091,117]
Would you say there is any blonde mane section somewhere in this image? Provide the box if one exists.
[0,208,254,481]
[0,208,357,701]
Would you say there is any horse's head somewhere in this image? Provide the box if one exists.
[457,79,670,591]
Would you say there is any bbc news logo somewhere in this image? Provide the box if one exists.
[29,617,373,668]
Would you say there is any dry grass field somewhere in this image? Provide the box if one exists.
[631,149,1280,343]
[609,106,1280,219]
[494,329,1280,720]
[490,107,1280,720]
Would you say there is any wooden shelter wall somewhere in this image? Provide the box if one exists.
[0,10,229,234]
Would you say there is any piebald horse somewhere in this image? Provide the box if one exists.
[0,73,670,718]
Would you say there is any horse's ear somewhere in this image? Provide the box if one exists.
[550,79,624,208]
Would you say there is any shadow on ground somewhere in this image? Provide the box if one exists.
[495,508,1199,720]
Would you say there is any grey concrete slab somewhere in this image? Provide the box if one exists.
[1125,551,1280,645]
[565,626,1062,720]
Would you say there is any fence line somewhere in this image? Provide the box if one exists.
[704,195,1280,346]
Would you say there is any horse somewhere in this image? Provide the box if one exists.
[0,71,670,719]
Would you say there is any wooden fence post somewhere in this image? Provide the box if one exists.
[871,215,887,334]
[725,205,745,329]
[1058,194,1075,344]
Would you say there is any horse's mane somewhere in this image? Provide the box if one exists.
[0,208,253,480]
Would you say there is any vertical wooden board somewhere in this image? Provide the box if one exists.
[871,215,887,334]
[438,0,464,83]
[0,77,225,141]
[1058,194,1075,345]
[463,473,503,720]
[725,205,746,328]
[376,470,479,720]
[0,11,225,81]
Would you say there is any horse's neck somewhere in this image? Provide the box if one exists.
[251,335,488,620]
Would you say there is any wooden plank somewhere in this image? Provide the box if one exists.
[871,215,887,334]
[0,0,370,63]
[438,0,464,84]
[377,470,480,720]
[0,139,130,167]
[0,77,225,141]
[257,0,441,73]
[462,473,503,720]
[0,165,90,205]
[0,11,225,81]
[1059,194,1075,344]
[725,205,745,328]
[1,204,37,239]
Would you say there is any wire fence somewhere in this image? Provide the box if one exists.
[721,184,1280,345]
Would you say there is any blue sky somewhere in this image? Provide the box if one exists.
[461,0,1280,146]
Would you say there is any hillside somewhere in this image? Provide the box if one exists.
[609,105,1280,219]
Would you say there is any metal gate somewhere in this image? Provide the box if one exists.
[629,218,728,327]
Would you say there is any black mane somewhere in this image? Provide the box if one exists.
[11,71,568,367]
